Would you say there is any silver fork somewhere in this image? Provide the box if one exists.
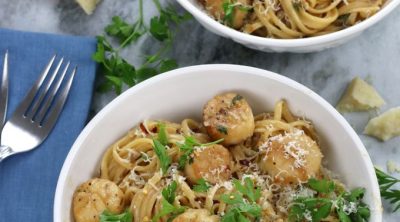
[0,51,9,132]
[0,55,77,162]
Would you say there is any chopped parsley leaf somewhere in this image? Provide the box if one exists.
[157,122,168,146]
[152,181,185,222]
[152,138,171,174]
[193,178,211,192]
[100,209,132,222]
[222,0,251,26]
[177,136,224,169]
[220,178,262,221]
[307,178,335,194]
[217,125,228,135]
[288,178,370,222]
[232,94,243,105]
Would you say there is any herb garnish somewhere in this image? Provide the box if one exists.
[220,178,262,221]
[233,178,261,202]
[93,0,191,94]
[231,94,243,105]
[217,125,228,135]
[177,136,224,169]
[193,178,211,192]
[100,209,133,222]
[376,167,400,211]
[289,178,370,222]
[307,178,335,194]
[222,0,251,26]
[289,197,332,222]
[152,181,185,222]
[157,123,168,146]
[152,138,171,174]
[292,1,302,11]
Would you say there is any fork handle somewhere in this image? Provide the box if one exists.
[0,146,14,162]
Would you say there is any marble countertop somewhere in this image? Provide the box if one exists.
[1,0,399,221]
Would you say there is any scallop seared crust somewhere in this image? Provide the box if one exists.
[73,178,125,222]
[184,144,233,185]
[203,93,255,146]
[257,130,323,184]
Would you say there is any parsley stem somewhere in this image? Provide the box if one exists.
[118,0,146,49]
[140,39,172,68]
[139,0,144,22]
[152,0,163,13]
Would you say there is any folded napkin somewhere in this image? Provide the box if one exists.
[0,28,97,221]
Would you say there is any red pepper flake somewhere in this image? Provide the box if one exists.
[139,122,149,135]
[151,127,158,133]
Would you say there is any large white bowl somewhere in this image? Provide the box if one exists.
[54,65,382,221]
[176,0,400,53]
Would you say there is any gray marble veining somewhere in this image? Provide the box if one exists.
[0,0,399,220]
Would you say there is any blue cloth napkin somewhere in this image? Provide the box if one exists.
[0,28,97,221]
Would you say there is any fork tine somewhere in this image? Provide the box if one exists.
[14,55,56,117]
[26,57,64,119]
[41,67,76,130]
[0,50,9,128]
[35,61,70,122]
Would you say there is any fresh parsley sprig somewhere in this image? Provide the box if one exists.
[177,136,224,169]
[288,178,370,222]
[152,181,185,222]
[93,0,191,94]
[307,178,335,194]
[233,178,261,202]
[220,178,262,222]
[376,167,400,211]
[193,178,211,192]
[100,209,133,222]
[153,138,171,174]
[151,123,172,174]
[336,188,370,222]
[289,197,332,222]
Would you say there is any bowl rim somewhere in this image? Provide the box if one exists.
[176,0,400,48]
[54,64,382,221]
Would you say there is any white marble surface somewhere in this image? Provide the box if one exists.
[0,0,399,221]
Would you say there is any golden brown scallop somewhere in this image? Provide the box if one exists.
[202,0,250,29]
[172,209,220,222]
[257,130,323,184]
[184,144,233,184]
[203,93,255,146]
[73,178,125,222]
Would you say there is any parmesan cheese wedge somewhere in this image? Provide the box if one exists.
[336,77,385,112]
[76,0,101,15]
[364,107,400,141]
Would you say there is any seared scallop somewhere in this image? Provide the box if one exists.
[203,93,255,146]
[173,209,219,222]
[185,144,232,184]
[257,130,322,184]
[73,178,125,222]
[202,0,250,29]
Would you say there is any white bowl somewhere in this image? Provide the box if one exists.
[176,0,400,53]
[54,65,382,221]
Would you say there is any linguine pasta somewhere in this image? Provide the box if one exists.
[199,0,385,38]
[72,93,369,222]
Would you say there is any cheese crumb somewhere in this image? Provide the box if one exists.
[336,77,385,112]
[364,107,400,141]
[76,0,101,15]
[387,160,400,174]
